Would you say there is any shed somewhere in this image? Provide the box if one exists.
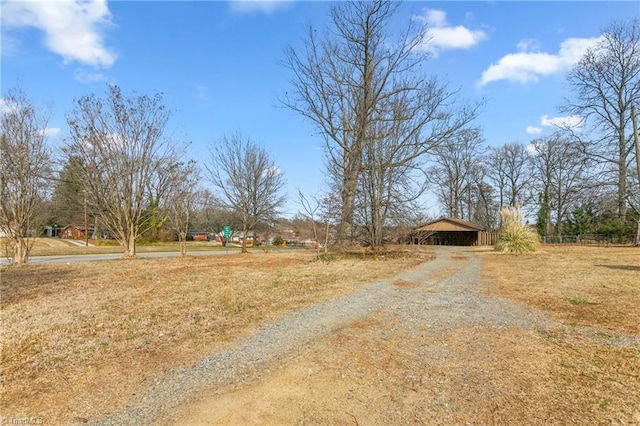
[410,217,495,246]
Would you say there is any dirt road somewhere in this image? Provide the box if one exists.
[91,247,639,425]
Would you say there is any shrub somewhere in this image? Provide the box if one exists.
[272,236,284,246]
[495,206,540,253]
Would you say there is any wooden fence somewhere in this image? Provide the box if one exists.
[477,231,498,246]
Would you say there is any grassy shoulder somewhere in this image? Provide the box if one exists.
[2,238,300,258]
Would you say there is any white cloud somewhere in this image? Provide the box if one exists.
[263,166,282,178]
[517,38,542,52]
[74,69,107,83]
[0,99,10,115]
[525,114,584,137]
[38,127,61,137]
[540,114,584,131]
[415,9,487,57]
[228,0,293,15]
[1,0,116,68]
[479,36,601,86]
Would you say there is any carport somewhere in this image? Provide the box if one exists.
[410,217,493,246]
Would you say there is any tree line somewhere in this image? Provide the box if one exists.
[1,1,638,265]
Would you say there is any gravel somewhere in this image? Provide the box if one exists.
[87,246,639,426]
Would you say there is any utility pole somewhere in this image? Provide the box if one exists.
[632,106,640,246]
[84,190,89,247]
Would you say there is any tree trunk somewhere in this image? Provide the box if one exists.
[13,238,28,265]
[179,232,187,257]
[618,154,627,223]
[337,160,359,245]
[241,226,249,254]
[635,219,640,246]
[124,226,137,258]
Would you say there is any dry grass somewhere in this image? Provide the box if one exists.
[0,249,430,424]
[173,246,640,425]
[171,313,640,425]
[2,245,639,425]
[477,245,640,334]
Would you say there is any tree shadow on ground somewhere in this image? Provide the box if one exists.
[595,264,640,272]
[0,265,85,306]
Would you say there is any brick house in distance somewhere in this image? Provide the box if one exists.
[60,223,93,240]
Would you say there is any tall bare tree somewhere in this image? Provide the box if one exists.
[0,88,53,264]
[430,128,486,221]
[563,18,640,223]
[487,142,532,212]
[530,132,590,236]
[206,133,286,254]
[283,0,479,246]
[66,85,175,258]
[165,160,200,257]
[465,163,499,230]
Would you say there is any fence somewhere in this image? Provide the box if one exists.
[542,233,636,245]
[477,231,499,246]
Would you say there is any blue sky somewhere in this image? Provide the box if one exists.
[2,0,639,216]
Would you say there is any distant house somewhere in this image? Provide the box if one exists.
[187,230,209,241]
[60,223,93,240]
[229,230,261,246]
[410,217,496,246]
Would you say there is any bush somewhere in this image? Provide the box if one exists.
[495,206,540,253]
[272,236,284,246]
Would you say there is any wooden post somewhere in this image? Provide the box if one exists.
[632,106,640,246]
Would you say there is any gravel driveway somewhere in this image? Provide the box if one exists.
[88,247,638,425]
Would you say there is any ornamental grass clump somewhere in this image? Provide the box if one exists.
[495,205,541,253]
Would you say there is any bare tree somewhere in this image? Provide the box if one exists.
[430,128,486,221]
[466,164,499,230]
[487,142,532,211]
[205,133,286,254]
[529,132,590,236]
[165,160,200,257]
[563,18,640,223]
[66,85,176,258]
[296,189,332,256]
[0,88,53,264]
[283,0,479,245]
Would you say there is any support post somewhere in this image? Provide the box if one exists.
[632,106,640,246]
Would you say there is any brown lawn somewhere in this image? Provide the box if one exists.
[0,249,429,424]
[1,245,639,425]
[477,245,640,334]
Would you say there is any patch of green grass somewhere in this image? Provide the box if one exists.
[272,271,284,287]
[94,239,121,247]
[315,253,336,263]
[567,297,598,306]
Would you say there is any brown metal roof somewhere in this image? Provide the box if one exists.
[414,217,486,232]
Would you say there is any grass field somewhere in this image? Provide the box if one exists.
[477,245,640,334]
[0,248,430,423]
[1,245,638,424]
